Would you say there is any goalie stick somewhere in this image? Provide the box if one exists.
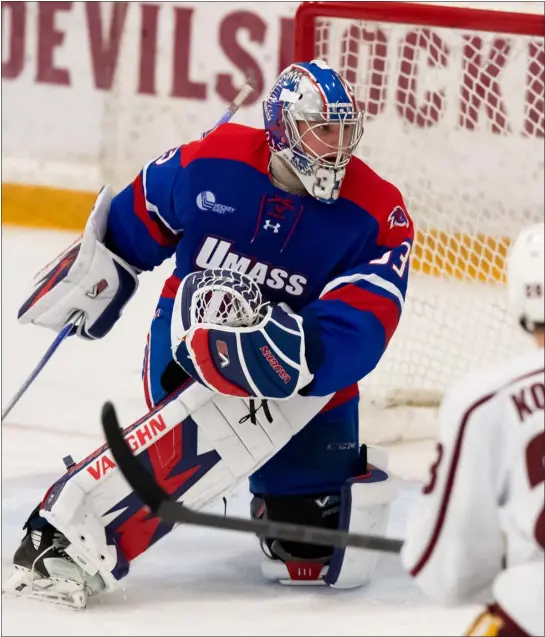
[1,311,83,422]
[101,401,404,555]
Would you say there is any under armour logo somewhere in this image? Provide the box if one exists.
[263,220,281,233]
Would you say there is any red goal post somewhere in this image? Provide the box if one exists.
[294,2,544,443]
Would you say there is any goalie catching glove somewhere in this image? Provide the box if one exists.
[17,186,139,340]
[171,269,314,400]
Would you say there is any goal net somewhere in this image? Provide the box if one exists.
[295,2,544,442]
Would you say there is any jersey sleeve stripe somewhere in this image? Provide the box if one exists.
[160,274,182,300]
[132,173,178,247]
[321,284,401,344]
[320,272,405,308]
[142,162,182,236]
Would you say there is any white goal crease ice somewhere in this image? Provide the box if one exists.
[295,1,544,444]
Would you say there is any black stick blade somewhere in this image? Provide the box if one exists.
[101,401,168,513]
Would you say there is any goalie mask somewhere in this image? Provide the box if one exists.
[263,60,364,204]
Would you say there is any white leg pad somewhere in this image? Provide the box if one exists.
[325,467,399,588]
[260,447,399,589]
[40,381,333,589]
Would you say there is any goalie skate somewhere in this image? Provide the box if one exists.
[2,516,105,609]
[3,567,88,610]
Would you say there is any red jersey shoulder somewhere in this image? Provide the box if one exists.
[180,123,269,174]
[341,156,414,247]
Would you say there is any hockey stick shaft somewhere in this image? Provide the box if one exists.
[1,312,83,422]
[101,401,403,554]
[157,501,403,553]
[220,80,255,123]
[201,79,255,137]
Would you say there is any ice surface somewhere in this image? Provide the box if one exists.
[2,227,480,636]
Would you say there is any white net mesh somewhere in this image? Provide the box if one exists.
[309,7,544,441]
[191,269,265,328]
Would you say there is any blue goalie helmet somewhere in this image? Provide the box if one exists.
[263,59,364,204]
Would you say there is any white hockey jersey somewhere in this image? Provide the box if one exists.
[402,347,544,636]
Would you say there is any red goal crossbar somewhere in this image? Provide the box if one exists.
[295,1,545,61]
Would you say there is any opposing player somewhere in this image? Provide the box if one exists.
[4,60,412,607]
[402,222,544,636]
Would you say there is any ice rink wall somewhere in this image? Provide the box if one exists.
[2,1,299,229]
[2,1,543,249]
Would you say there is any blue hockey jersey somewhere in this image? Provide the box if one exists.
[106,123,413,495]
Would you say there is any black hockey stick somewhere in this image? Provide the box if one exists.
[101,401,403,554]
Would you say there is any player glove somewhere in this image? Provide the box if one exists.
[171,270,313,399]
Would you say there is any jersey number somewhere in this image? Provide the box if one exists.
[526,431,544,549]
[313,168,345,200]
[369,241,412,278]
[155,147,178,165]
